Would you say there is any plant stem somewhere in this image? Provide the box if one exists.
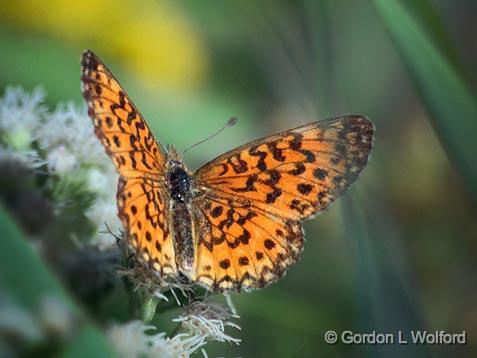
[140,294,160,324]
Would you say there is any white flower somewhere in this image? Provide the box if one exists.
[46,145,78,174]
[0,87,46,168]
[37,98,121,249]
[87,168,111,193]
[46,106,123,249]
[38,104,122,249]
[0,87,121,249]
[0,148,43,169]
[108,320,206,358]
[36,102,108,173]
[0,86,46,149]
[85,166,122,249]
[85,200,121,249]
[173,301,241,345]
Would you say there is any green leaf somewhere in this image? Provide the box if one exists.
[0,203,115,356]
[400,0,462,71]
[374,0,477,203]
[342,191,428,357]
[0,203,78,312]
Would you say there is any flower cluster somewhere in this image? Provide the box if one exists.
[0,86,121,248]
[108,320,206,358]
[108,298,241,358]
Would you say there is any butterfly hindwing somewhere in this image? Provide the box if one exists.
[117,177,177,276]
[191,194,303,291]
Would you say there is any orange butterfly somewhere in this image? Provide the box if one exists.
[81,51,374,292]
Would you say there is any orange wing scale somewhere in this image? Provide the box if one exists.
[81,51,177,276]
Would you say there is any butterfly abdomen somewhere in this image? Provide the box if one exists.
[170,200,194,274]
[167,163,194,274]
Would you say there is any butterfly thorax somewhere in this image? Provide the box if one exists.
[167,163,190,202]
[166,145,193,203]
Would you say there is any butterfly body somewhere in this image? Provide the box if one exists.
[163,148,197,276]
[81,50,375,292]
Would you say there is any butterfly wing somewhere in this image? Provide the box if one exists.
[81,51,177,276]
[191,115,374,291]
[190,196,304,291]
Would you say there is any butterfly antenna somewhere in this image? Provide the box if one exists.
[183,117,238,155]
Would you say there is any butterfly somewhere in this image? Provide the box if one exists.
[81,50,374,292]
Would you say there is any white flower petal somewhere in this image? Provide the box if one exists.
[173,301,241,345]
[108,320,206,358]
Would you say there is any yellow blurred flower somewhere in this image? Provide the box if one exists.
[0,0,209,91]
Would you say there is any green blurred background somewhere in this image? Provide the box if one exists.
[1,0,477,356]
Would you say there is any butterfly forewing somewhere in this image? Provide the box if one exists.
[81,51,177,276]
[81,51,165,177]
[195,116,373,219]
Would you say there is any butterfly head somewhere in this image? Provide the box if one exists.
[166,144,182,162]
